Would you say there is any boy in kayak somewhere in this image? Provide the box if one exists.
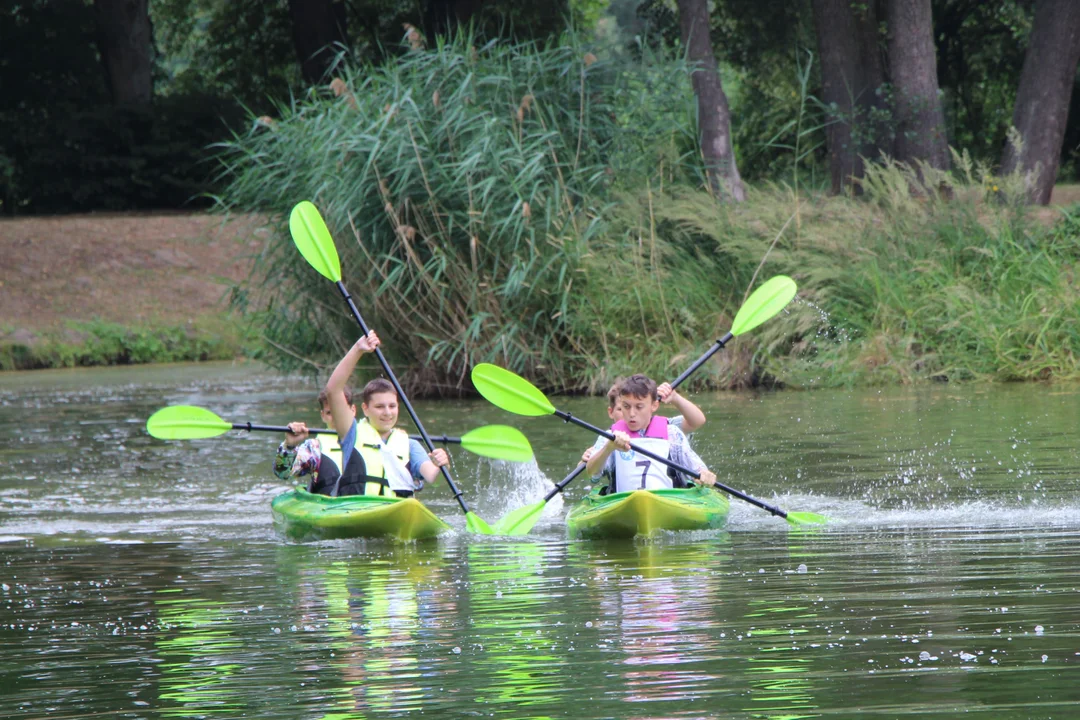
[579,378,706,463]
[275,330,449,497]
[584,374,716,493]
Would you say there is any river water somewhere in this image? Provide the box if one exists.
[2,362,1079,718]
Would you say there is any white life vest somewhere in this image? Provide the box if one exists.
[611,416,673,493]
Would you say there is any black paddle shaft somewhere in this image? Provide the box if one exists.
[544,464,587,502]
[555,409,789,519]
[230,423,460,445]
[334,281,473,513]
[668,332,733,389]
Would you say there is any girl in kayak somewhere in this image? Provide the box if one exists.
[584,374,716,493]
[274,330,449,497]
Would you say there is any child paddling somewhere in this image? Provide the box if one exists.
[584,374,716,494]
[579,378,707,463]
[275,330,449,497]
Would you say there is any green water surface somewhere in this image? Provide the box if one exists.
[2,363,1079,718]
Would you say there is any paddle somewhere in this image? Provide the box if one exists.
[490,275,801,535]
[473,363,827,527]
[289,200,493,534]
[145,406,533,462]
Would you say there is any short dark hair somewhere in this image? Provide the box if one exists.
[606,381,624,409]
[318,387,354,410]
[361,378,397,404]
[618,374,657,401]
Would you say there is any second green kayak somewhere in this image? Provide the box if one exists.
[566,485,730,539]
[271,489,451,542]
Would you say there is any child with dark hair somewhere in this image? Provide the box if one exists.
[579,377,706,463]
[584,374,716,494]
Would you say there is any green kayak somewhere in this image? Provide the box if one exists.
[271,489,451,542]
[566,485,730,539]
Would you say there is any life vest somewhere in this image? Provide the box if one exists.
[607,416,685,494]
[354,419,415,497]
[308,434,369,498]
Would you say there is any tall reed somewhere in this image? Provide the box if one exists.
[219,33,702,392]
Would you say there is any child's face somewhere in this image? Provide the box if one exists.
[321,402,356,425]
[362,392,400,432]
[617,393,659,433]
[607,404,623,422]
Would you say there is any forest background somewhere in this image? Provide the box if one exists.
[2,0,1079,393]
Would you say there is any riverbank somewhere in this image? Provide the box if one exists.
[3,182,1078,384]
[0,212,262,370]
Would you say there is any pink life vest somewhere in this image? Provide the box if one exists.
[609,416,673,492]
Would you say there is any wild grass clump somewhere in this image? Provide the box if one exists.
[219,33,702,393]
[605,151,1080,388]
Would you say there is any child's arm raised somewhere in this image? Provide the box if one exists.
[325,330,380,437]
[657,382,706,432]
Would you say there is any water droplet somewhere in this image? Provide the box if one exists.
[797,564,807,574]
[1042,654,1048,663]
[452,646,461,654]
[1035,625,1044,635]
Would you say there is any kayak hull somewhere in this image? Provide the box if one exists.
[566,486,730,539]
[271,489,451,542]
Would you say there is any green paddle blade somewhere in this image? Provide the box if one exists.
[731,275,798,336]
[470,363,556,417]
[289,200,342,282]
[785,511,829,526]
[460,425,534,462]
[146,406,232,440]
[491,500,546,536]
[466,511,496,535]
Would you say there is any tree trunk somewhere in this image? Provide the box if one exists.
[1001,0,1080,205]
[676,0,745,201]
[288,0,348,85]
[886,0,950,172]
[94,0,153,106]
[812,0,888,194]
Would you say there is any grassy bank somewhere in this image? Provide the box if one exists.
[219,35,1080,394]
[0,318,256,371]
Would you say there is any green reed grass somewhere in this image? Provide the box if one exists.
[219,33,705,393]
[219,34,1080,393]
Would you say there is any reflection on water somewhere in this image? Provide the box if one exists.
[1,364,1079,718]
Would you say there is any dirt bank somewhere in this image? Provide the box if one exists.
[0,212,265,367]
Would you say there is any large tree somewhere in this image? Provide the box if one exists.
[1001,0,1080,205]
[287,0,348,85]
[94,0,153,105]
[675,0,745,201]
[812,0,888,193]
[886,0,950,172]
